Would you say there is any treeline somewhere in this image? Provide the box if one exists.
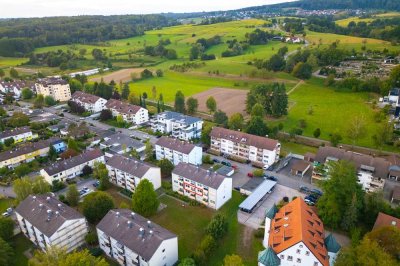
[280,0,400,11]
[198,17,233,25]
[0,15,176,57]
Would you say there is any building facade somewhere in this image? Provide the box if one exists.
[106,99,149,125]
[71,91,107,113]
[15,194,88,253]
[35,78,71,101]
[172,162,232,210]
[0,126,38,144]
[97,209,178,266]
[155,136,202,166]
[210,127,280,167]
[106,154,161,192]
[150,111,203,140]
[0,80,34,99]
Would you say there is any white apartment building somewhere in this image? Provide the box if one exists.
[97,209,178,266]
[35,77,71,102]
[0,126,37,144]
[40,149,105,184]
[172,162,232,210]
[210,127,280,167]
[106,99,149,125]
[15,194,88,253]
[155,136,202,166]
[106,154,161,192]
[71,91,107,113]
[151,111,203,141]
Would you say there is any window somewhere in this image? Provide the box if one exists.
[306,251,310,256]
[296,249,300,254]
[299,244,303,248]
[297,258,302,263]
[162,249,165,253]
[287,256,293,261]
[314,262,319,266]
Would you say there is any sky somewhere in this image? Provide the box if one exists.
[0,0,295,18]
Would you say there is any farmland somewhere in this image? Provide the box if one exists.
[335,12,400,27]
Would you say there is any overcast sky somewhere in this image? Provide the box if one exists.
[0,0,295,18]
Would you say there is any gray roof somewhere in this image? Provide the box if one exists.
[241,177,264,192]
[96,209,176,261]
[155,136,197,154]
[0,80,35,91]
[0,126,31,139]
[314,147,390,179]
[156,111,201,125]
[216,165,234,176]
[239,180,277,212]
[72,91,104,104]
[106,154,155,178]
[105,99,142,115]
[15,194,85,237]
[42,149,103,176]
[36,77,68,86]
[172,162,226,189]
[102,133,144,150]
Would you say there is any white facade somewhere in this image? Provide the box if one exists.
[155,144,202,166]
[72,96,107,113]
[277,242,324,266]
[151,112,203,140]
[0,129,37,144]
[110,106,149,125]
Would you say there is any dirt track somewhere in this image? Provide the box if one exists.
[90,68,144,83]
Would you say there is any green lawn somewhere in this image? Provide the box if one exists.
[11,234,34,266]
[0,57,29,68]
[280,140,318,156]
[0,198,14,213]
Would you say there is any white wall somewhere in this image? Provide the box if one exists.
[148,237,178,266]
[278,242,323,266]
[215,177,232,210]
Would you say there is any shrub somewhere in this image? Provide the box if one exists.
[253,169,264,177]
[85,231,98,245]
[206,214,228,239]
[89,247,103,257]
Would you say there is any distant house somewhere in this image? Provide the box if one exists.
[373,212,400,231]
[35,78,71,102]
[100,133,145,156]
[52,139,67,153]
[155,136,202,166]
[291,160,311,177]
[0,126,38,144]
[105,99,149,125]
[71,91,107,113]
[388,88,400,104]
[0,80,34,99]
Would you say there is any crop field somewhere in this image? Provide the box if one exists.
[0,57,29,68]
[335,12,400,27]
[91,68,145,83]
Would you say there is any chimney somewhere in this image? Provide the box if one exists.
[131,212,135,219]
[127,221,133,228]
[147,220,152,228]
[57,203,62,210]
[46,196,51,202]
[116,211,120,218]
[392,221,397,226]
[55,211,60,217]
[139,227,145,238]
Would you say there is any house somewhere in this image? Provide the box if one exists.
[391,186,400,204]
[155,136,202,166]
[291,160,311,177]
[150,111,203,140]
[71,91,107,113]
[40,149,105,184]
[373,212,400,230]
[210,127,280,167]
[106,154,161,192]
[52,139,67,153]
[0,80,34,99]
[388,88,400,104]
[15,194,88,252]
[35,77,71,102]
[172,162,232,210]
[106,99,149,125]
[0,126,38,144]
[97,209,178,266]
[312,147,390,192]
[260,198,341,266]
[100,133,145,157]
[0,138,62,168]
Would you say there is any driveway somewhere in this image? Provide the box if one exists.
[56,177,97,196]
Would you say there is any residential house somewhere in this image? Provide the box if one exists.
[373,212,400,231]
[171,162,232,210]
[15,194,88,252]
[0,80,34,99]
[106,154,161,192]
[260,198,341,266]
[391,186,400,204]
[71,91,107,113]
[155,136,202,166]
[35,77,71,101]
[105,99,149,125]
[40,149,105,184]
[100,133,145,157]
[210,127,280,167]
[52,139,67,153]
[0,126,38,144]
[388,88,400,104]
[0,138,62,168]
[291,160,311,177]
[150,111,203,140]
[97,209,178,266]
[312,147,390,192]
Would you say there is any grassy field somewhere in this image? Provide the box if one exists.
[0,198,14,213]
[0,57,29,68]
[336,12,400,27]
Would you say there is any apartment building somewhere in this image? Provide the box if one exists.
[40,149,105,184]
[210,127,280,167]
[0,126,38,144]
[97,209,178,266]
[312,147,390,192]
[35,77,71,101]
[0,138,62,168]
[150,111,203,140]
[15,194,88,253]
[172,162,232,210]
[106,154,161,192]
[71,91,107,113]
[155,136,202,166]
[260,198,341,266]
[106,99,149,125]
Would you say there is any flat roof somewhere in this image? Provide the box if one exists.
[216,165,234,176]
[239,180,277,212]
[241,178,265,192]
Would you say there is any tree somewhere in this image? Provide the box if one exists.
[206,214,228,239]
[82,191,115,224]
[93,162,109,191]
[388,64,400,88]
[251,103,265,117]
[228,113,244,130]
[156,69,163,77]
[21,88,33,99]
[246,116,269,136]
[201,122,213,146]
[9,68,18,78]
[140,69,153,79]
[372,122,393,150]
[66,184,80,207]
[341,194,359,231]
[366,226,400,259]
[292,62,312,79]
[3,138,14,147]
[223,254,244,266]
[132,179,159,217]
[82,165,93,176]
[44,96,56,106]
[14,164,31,177]
[206,96,217,113]
[13,177,33,202]
[92,49,106,61]
[266,54,286,72]
[330,132,342,147]
[99,109,113,121]
[32,176,51,195]
[0,217,14,241]
[116,114,124,126]
[214,110,228,126]
[121,83,130,100]
[34,94,45,109]
[0,237,13,266]
[8,111,29,127]
[313,128,321,138]
[67,138,80,152]
[0,69,4,78]
[178,258,196,266]
[144,140,153,161]
[347,115,366,145]
[199,234,216,254]
[157,159,174,178]
[186,97,198,115]
[48,145,58,161]
[174,90,185,113]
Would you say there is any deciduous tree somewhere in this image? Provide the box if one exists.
[246,116,268,137]
[0,217,14,241]
[0,237,13,266]
[82,191,115,224]
[213,110,228,126]
[66,184,80,207]
[223,254,244,266]
[157,159,174,178]
[132,179,159,217]
[228,113,244,130]
[206,96,217,113]
[186,97,198,115]
[174,91,185,113]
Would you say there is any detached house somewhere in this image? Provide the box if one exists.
[106,99,149,125]
[71,91,107,113]
[155,136,202,166]
[35,77,71,102]
[0,126,38,144]
[0,80,34,99]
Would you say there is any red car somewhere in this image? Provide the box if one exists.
[232,165,238,170]
[247,172,254,177]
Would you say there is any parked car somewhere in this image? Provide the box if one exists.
[304,199,315,206]
[234,187,241,191]
[305,195,318,202]
[213,158,220,163]
[263,165,269,170]
[247,172,254,177]
[93,180,100,188]
[221,161,231,167]
[299,186,311,193]
[266,176,277,181]
[311,189,323,196]
[231,165,238,170]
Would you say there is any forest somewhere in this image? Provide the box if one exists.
[277,0,400,10]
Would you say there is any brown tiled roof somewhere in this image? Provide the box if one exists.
[97,209,176,261]
[291,160,311,172]
[0,126,31,139]
[314,147,390,179]
[210,127,279,151]
[105,99,142,115]
[172,162,226,189]
[268,198,329,266]
[373,212,400,230]
[15,194,85,237]
[106,154,155,178]
[155,136,197,154]
[71,91,103,104]
[0,80,35,90]
[392,187,400,201]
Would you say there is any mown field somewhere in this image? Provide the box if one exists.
[335,12,400,27]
